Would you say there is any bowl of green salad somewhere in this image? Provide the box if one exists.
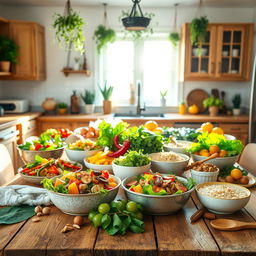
[112,151,151,180]
[122,172,196,215]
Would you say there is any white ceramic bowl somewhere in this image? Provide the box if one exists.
[112,162,151,180]
[192,154,239,170]
[47,175,121,215]
[65,148,102,163]
[149,152,190,176]
[122,175,195,215]
[84,158,113,173]
[224,134,236,140]
[196,182,251,214]
[163,140,192,156]
[191,169,219,184]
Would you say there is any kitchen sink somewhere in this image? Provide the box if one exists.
[113,113,165,118]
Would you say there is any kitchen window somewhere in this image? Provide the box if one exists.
[97,33,179,107]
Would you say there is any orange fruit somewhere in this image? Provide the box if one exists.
[145,121,158,131]
[188,104,199,114]
[211,127,224,135]
[219,150,227,157]
[209,145,220,155]
[230,168,243,180]
[153,127,164,134]
[199,149,210,157]
[201,122,214,133]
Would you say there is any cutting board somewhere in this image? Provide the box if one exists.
[187,89,209,113]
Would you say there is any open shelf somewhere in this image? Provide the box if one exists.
[62,69,91,77]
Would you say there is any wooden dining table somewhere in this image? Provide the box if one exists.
[1,176,256,256]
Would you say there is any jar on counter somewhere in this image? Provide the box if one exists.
[179,102,186,115]
[41,98,57,112]
[71,90,80,114]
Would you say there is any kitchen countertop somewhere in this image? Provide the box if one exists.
[0,112,41,130]
[37,113,249,124]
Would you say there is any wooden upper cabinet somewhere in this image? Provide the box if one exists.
[1,20,46,80]
[181,23,254,81]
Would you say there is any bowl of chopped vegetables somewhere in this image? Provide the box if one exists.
[149,152,190,176]
[18,156,82,185]
[84,150,114,172]
[17,129,66,163]
[65,139,102,163]
[112,151,151,180]
[42,170,121,215]
[122,172,196,215]
[188,133,244,170]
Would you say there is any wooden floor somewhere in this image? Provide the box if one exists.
[1,177,256,256]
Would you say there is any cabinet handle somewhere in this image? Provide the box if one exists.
[218,63,221,74]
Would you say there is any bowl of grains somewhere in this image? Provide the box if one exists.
[149,152,190,175]
[190,163,219,184]
[196,182,251,214]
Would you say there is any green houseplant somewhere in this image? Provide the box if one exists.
[0,36,18,72]
[169,32,180,47]
[189,16,208,56]
[160,90,168,107]
[203,96,224,116]
[52,0,85,54]
[94,25,116,54]
[57,102,68,115]
[99,81,114,114]
[80,89,95,114]
[232,94,241,116]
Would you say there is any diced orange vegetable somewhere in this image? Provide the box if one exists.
[108,177,115,183]
[133,184,143,194]
[54,178,65,187]
[61,172,75,181]
[108,182,117,188]
[68,182,79,194]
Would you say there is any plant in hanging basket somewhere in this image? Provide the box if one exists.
[189,16,208,47]
[169,32,180,47]
[52,1,85,54]
[119,10,156,40]
[94,25,116,54]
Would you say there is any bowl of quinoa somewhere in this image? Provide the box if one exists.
[196,182,251,214]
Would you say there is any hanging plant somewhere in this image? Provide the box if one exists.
[169,4,180,47]
[119,10,156,41]
[189,16,208,46]
[94,25,116,54]
[93,4,116,55]
[169,32,180,47]
[52,0,85,54]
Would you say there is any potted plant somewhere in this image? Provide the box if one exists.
[57,102,68,115]
[169,32,180,47]
[80,89,95,114]
[232,94,241,116]
[203,96,224,116]
[189,16,208,56]
[0,36,18,72]
[74,57,80,70]
[160,90,168,107]
[99,81,113,114]
[94,25,116,54]
[52,0,85,54]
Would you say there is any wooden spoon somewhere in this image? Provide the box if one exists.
[210,219,256,231]
[185,152,219,171]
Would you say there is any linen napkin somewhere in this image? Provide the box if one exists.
[0,185,51,206]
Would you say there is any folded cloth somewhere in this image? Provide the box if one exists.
[0,185,51,206]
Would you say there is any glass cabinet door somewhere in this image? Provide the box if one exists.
[186,25,216,79]
[216,26,245,78]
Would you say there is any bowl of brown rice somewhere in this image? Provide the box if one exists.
[196,182,251,214]
[149,152,190,175]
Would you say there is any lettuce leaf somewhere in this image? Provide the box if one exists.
[142,185,167,195]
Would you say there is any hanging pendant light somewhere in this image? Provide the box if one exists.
[122,0,150,31]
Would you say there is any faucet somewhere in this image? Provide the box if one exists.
[136,81,146,116]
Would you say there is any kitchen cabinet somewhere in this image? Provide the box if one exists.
[0,126,20,170]
[17,119,38,144]
[180,23,254,81]
[0,19,46,80]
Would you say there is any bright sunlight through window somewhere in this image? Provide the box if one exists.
[99,34,179,106]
